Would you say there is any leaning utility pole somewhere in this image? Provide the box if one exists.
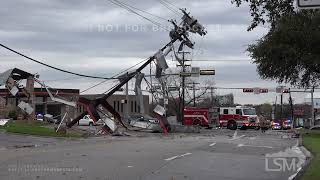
[66,8,207,129]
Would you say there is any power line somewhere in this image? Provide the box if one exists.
[0,43,117,80]
[108,0,170,31]
[192,60,252,62]
[161,0,181,10]
[81,58,149,93]
[114,0,169,22]
[158,0,181,16]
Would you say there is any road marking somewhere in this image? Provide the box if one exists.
[209,143,216,147]
[230,135,245,141]
[127,166,133,168]
[165,155,179,161]
[233,131,238,139]
[237,144,273,149]
[164,153,192,161]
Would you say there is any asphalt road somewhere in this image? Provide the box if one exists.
[0,129,303,180]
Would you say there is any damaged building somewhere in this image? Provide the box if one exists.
[79,94,150,116]
[0,89,150,120]
[0,88,80,120]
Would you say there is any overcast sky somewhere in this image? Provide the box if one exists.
[0,0,310,104]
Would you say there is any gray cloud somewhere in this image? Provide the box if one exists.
[1,0,294,104]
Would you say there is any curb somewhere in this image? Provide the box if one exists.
[292,136,313,180]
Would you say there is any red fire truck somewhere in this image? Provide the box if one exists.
[184,106,259,130]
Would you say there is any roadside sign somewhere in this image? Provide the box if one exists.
[314,99,320,109]
[294,108,305,116]
[200,69,215,76]
[180,72,192,77]
[298,0,320,9]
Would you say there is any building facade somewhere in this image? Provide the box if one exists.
[0,88,80,120]
[79,94,150,117]
[0,88,150,120]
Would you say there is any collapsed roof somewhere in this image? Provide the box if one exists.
[0,68,34,86]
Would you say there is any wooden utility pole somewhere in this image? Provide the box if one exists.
[26,76,35,122]
[178,51,190,122]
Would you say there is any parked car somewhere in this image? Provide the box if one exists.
[310,125,320,131]
[36,114,44,121]
[128,114,161,132]
[44,114,60,124]
[271,121,282,130]
[78,115,96,126]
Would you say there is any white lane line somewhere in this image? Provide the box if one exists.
[164,153,192,161]
[230,135,246,140]
[164,155,179,161]
[233,131,238,139]
[237,144,273,149]
[209,143,216,147]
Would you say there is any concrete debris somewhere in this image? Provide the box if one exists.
[104,118,118,132]
[153,105,166,117]
[18,101,34,115]
[155,50,169,70]
[0,119,9,126]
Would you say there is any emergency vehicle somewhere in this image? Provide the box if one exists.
[183,106,259,130]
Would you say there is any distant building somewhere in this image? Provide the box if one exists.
[0,88,150,120]
[79,94,150,116]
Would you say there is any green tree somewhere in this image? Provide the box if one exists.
[232,1,320,87]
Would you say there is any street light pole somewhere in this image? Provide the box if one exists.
[193,82,196,107]
[311,86,315,127]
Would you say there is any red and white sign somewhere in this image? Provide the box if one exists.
[294,108,305,116]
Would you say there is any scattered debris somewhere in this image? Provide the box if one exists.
[0,119,9,126]
[18,101,34,115]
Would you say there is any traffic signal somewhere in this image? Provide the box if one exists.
[282,89,290,93]
[243,88,254,93]
[259,89,269,93]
